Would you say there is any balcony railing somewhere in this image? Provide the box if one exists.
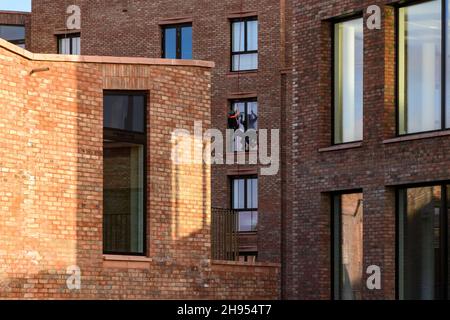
[211,207,239,261]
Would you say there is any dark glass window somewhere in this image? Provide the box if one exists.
[0,25,25,48]
[104,94,145,133]
[228,99,258,152]
[231,17,258,71]
[58,33,80,55]
[162,24,192,59]
[398,185,450,300]
[397,0,450,134]
[333,17,364,144]
[231,176,258,232]
[103,92,147,255]
[333,192,363,300]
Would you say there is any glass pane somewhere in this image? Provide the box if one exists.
[59,38,70,55]
[247,101,258,130]
[181,26,192,59]
[233,179,245,209]
[71,36,80,55]
[251,211,258,231]
[104,94,145,132]
[232,21,245,52]
[0,25,25,41]
[334,18,364,144]
[400,186,441,300]
[164,27,177,59]
[247,20,258,51]
[232,53,258,71]
[337,193,363,300]
[238,211,253,232]
[103,142,144,254]
[247,178,258,209]
[399,0,441,134]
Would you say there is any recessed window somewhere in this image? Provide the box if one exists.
[231,17,258,71]
[333,192,363,300]
[103,92,147,255]
[333,17,364,144]
[231,176,258,232]
[162,24,192,59]
[58,33,80,55]
[398,0,446,134]
[0,25,25,48]
[398,185,450,300]
[228,99,258,152]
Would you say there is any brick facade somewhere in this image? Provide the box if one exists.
[28,0,292,264]
[0,39,279,299]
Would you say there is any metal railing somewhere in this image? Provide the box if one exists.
[211,207,239,261]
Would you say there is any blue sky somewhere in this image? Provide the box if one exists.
[0,0,31,12]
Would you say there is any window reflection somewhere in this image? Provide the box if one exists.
[334,192,363,300]
[334,18,364,144]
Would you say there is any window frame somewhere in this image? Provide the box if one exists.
[161,23,193,60]
[395,0,448,136]
[330,189,364,300]
[57,33,81,55]
[103,90,148,256]
[229,98,258,152]
[396,182,449,300]
[331,13,364,146]
[230,175,258,233]
[230,16,258,72]
[0,24,25,47]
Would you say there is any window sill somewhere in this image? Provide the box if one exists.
[383,130,450,144]
[103,255,152,269]
[211,260,280,268]
[226,70,258,77]
[318,141,362,153]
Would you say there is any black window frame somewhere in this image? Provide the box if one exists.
[396,182,449,300]
[331,189,364,300]
[57,33,81,55]
[229,98,258,152]
[330,12,364,146]
[0,24,25,47]
[395,0,448,136]
[230,175,258,233]
[230,16,258,72]
[103,90,148,256]
[161,23,193,60]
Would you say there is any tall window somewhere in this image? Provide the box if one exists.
[103,92,146,255]
[228,99,258,152]
[333,192,363,300]
[398,185,450,300]
[231,176,258,232]
[231,17,258,71]
[0,25,25,48]
[162,24,192,59]
[58,33,80,55]
[334,18,364,144]
[398,0,449,134]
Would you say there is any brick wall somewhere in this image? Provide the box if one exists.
[28,0,290,264]
[0,39,279,299]
[288,0,450,300]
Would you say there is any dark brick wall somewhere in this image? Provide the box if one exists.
[0,11,31,49]
[288,0,450,300]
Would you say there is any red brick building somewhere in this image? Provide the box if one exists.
[2,0,450,301]
[26,0,292,265]
[0,38,279,299]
